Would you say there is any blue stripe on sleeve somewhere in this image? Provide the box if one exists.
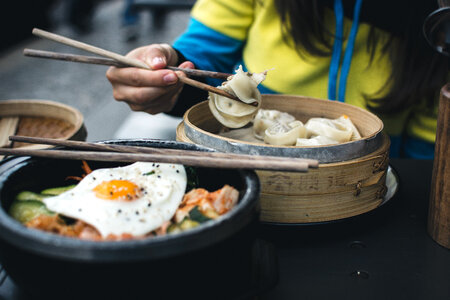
[173,18,244,87]
[403,136,435,159]
[389,135,435,159]
[389,136,401,158]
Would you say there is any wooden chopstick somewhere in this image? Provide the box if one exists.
[31,28,250,105]
[32,28,149,69]
[9,135,319,168]
[23,49,233,80]
[0,140,317,172]
[0,147,311,172]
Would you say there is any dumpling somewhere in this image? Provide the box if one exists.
[264,120,307,146]
[213,96,258,117]
[208,65,266,128]
[333,115,361,140]
[305,117,353,143]
[296,135,339,146]
[208,100,257,129]
[253,109,296,140]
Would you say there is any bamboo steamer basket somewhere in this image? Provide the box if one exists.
[177,95,390,224]
[0,100,86,150]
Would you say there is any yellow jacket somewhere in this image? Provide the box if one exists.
[173,0,438,158]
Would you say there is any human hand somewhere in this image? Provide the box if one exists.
[106,43,195,114]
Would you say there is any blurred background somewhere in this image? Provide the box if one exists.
[0,0,193,142]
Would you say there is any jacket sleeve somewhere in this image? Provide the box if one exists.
[168,0,255,116]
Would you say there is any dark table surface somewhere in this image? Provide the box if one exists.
[259,159,450,300]
[0,159,449,300]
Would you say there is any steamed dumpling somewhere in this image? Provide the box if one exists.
[333,115,361,140]
[208,100,257,129]
[214,96,258,117]
[253,109,296,140]
[305,117,353,143]
[208,65,266,128]
[264,120,307,146]
[296,135,339,146]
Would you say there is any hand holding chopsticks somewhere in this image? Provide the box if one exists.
[1,136,319,172]
[28,28,254,106]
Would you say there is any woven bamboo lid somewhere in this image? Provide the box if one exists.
[0,99,86,150]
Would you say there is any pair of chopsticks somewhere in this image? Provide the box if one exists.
[0,136,319,172]
[26,28,256,106]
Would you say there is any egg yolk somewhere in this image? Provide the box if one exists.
[93,180,142,201]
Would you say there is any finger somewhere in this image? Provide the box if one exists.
[106,67,178,87]
[120,86,181,114]
[112,83,182,105]
[178,61,195,69]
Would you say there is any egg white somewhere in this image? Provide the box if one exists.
[43,162,187,238]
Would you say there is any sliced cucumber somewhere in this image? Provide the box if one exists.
[167,223,182,234]
[184,166,199,192]
[15,191,48,202]
[202,209,220,220]
[9,200,54,224]
[179,219,200,231]
[40,185,76,196]
[188,206,211,223]
[167,219,200,234]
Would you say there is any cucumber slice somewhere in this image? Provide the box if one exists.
[188,206,211,223]
[184,166,199,192]
[9,200,54,224]
[167,219,200,234]
[15,191,48,202]
[167,223,181,234]
[40,185,76,196]
[179,219,200,230]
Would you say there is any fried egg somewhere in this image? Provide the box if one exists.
[43,162,187,238]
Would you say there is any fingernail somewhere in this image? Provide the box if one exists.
[151,56,165,67]
[163,73,177,83]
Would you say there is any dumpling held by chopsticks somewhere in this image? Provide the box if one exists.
[208,65,266,128]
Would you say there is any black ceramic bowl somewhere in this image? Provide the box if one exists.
[0,139,262,300]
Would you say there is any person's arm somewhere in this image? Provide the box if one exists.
[167,0,255,116]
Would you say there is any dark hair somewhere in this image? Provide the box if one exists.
[274,0,448,114]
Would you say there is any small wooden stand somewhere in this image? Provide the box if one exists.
[428,84,450,249]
